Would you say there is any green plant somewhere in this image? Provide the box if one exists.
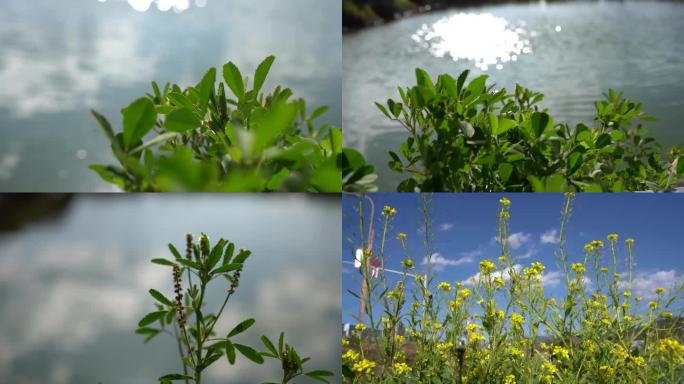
[343,194,684,383]
[342,148,379,192]
[377,69,684,192]
[90,56,342,192]
[138,233,333,383]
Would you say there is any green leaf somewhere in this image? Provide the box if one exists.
[138,311,166,327]
[567,151,583,175]
[223,62,245,100]
[213,263,242,274]
[459,121,475,138]
[544,173,566,192]
[208,239,226,270]
[122,97,157,150]
[496,117,517,136]
[168,243,182,259]
[228,318,256,338]
[530,112,550,138]
[91,110,117,145]
[261,335,278,357]
[129,132,179,155]
[234,343,264,364]
[151,258,175,266]
[149,289,173,306]
[498,163,513,183]
[233,250,252,264]
[165,108,201,133]
[595,133,612,148]
[197,67,216,112]
[177,258,202,270]
[305,370,334,383]
[415,68,435,94]
[253,55,275,95]
[226,339,236,364]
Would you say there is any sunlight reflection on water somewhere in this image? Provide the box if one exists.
[411,12,532,71]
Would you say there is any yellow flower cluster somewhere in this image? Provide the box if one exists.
[457,288,471,299]
[524,262,545,277]
[607,233,618,242]
[504,374,516,384]
[599,365,615,378]
[395,334,405,344]
[510,312,524,328]
[625,237,635,246]
[438,282,452,291]
[584,239,605,252]
[341,338,349,346]
[508,347,524,359]
[499,197,511,207]
[401,258,414,268]
[355,323,366,332]
[387,289,404,300]
[552,345,570,360]
[353,359,376,375]
[656,337,684,359]
[436,342,454,352]
[495,310,505,320]
[381,205,397,217]
[396,232,407,240]
[479,259,497,275]
[655,287,666,295]
[465,323,485,344]
[494,276,505,288]
[571,263,586,274]
[394,362,411,375]
[342,349,359,361]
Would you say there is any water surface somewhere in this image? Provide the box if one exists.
[0,0,341,191]
[0,194,340,383]
[343,1,684,190]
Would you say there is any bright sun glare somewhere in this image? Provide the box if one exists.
[412,12,532,71]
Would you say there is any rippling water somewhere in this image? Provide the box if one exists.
[343,1,684,191]
[0,0,341,191]
[0,194,340,383]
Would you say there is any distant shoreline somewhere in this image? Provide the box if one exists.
[342,0,684,33]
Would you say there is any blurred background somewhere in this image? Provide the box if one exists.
[343,0,684,190]
[0,194,340,383]
[0,0,341,191]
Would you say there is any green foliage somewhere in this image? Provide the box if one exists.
[90,56,343,192]
[342,148,379,192]
[377,68,683,192]
[138,234,333,384]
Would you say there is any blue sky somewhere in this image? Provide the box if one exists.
[342,193,684,324]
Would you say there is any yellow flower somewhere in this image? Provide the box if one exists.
[599,267,609,273]
[498,255,508,264]
[583,243,595,252]
[571,263,585,274]
[401,258,414,269]
[353,359,376,375]
[504,374,516,384]
[494,276,505,288]
[630,356,645,366]
[381,205,397,217]
[433,322,443,330]
[599,365,614,378]
[591,239,604,248]
[607,233,618,242]
[342,349,359,361]
[552,346,570,360]
[479,259,497,275]
[508,347,524,359]
[510,313,524,328]
[436,342,454,352]
[468,332,485,344]
[656,337,684,355]
[394,362,411,375]
[660,311,673,319]
[542,361,558,375]
[456,281,464,288]
[625,238,635,246]
[387,289,404,300]
[395,334,405,344]
[499,197,511,207]
[648,301,658,310]
[623,291,631,297]
[500,211,510,220]
[495,310,505,320]
[655,287,666,295]
[341,338,349,346]
[465,323,482,333]
[457,288,471,299]
[438,282,452,291]
[396,232,407,240]
[355,323,366,332]
[623,315,633,322]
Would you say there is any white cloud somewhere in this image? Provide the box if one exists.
[507,232,532,250]
[621,270,683,299]
[540,229,560,244]
[424,253,474,272]
[515,248,537,260]
[541,270,562,287]
[465,264,522,285]
[439,223,454,231]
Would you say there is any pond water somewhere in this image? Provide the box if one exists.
[343,1,684,191]
[0,0,341,192]
[0,194,341,383]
